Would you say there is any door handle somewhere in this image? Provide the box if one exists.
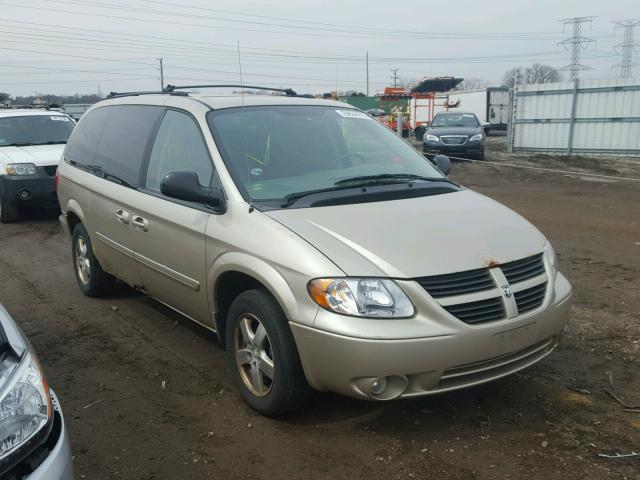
[115,208,130,224]
[131,215,149,232]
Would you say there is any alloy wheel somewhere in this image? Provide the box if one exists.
[75,236,91,285]
[234,313,274,397]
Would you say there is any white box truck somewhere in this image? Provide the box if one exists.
[444,87,510,131]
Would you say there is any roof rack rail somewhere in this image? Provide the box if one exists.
[163,84,298,96]
[106,90,189,99]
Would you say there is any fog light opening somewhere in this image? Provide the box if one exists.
[370,377,388,396]
[367,375,409,400]
[19,189,32,201]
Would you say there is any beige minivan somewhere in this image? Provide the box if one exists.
[57,86,572,416]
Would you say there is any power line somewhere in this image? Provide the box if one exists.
[0,1,567,41]
[559,16,596,81]
[612,19,640,79]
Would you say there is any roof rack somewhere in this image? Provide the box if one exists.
[163,84,298,96]
[106,90,189,99]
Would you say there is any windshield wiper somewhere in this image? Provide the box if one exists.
[281,186,359,207]
[2,142,36,147]
[334,173,446,186]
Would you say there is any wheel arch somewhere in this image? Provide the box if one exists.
[63,199,85,234]
[209,252,299,347]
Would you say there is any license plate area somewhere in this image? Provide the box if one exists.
[492,322,537,357]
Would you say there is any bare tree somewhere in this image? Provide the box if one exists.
[453,77,489,90]
[503,64,561,87]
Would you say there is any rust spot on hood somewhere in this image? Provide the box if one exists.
[482,257,501,268]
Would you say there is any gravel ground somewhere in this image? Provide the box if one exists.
[0,137,639,480]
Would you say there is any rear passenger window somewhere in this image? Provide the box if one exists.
[94,105,163,187]
[64,107,110,168]
[145,110,213,192]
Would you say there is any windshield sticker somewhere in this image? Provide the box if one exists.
[335,109,370,119]
[51,116,70,121]
[250,168,263,177]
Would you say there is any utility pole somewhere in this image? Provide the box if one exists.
[390,68,399,88]
[366,52,369,96]
[558,17,596,81]
[158,57,165,90]
[612,19,640,79]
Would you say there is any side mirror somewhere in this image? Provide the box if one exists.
[160,170,225,210]
[482,122,491,135]
[432,154,452,175]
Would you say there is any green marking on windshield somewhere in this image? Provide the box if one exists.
[245,134,271,166]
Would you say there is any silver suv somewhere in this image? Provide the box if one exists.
[57,86,572,416]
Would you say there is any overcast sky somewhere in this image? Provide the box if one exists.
[1,0,638,97]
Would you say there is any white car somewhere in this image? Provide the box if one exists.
[0,110,75,223]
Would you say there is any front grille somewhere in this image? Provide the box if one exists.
[416,251,548,325]
[44,165,58,176]
[501,254,545,284]
[441,135,468,145]
[443,297,505,324]
[514,282,547,314]
[415,268,494,298]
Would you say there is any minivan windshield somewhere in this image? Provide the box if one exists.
[0,115,74,147]
[431,113,479,128]
[208,105,445,203]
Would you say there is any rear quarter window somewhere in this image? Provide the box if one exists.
[94,105,164,187]
[64,107,111,168]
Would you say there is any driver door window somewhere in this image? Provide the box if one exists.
[145,110,214,192]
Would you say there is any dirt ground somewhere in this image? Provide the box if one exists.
[1,137,639,480]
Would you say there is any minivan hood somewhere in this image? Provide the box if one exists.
[266,189,546,278]
[0,144,65,167]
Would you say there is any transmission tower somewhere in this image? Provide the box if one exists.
[390,68,399,88]
[612,19,640,79]
[558,16,596,81]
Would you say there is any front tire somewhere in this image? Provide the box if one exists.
[225,289,311,416]
[71,223,114,297]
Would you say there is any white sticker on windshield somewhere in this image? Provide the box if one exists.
[51,116,70,121]
[335,109,370,119]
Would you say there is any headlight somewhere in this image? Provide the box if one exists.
[425,134,440,143]
[308,278,415,318]
[469,133,484,142]
[5,163,37,176]
[544,241,558,278]
[0,353,52,461]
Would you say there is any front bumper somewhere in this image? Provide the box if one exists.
[0,166,58,207]
[423,141,484,158]
[291,273,572,400]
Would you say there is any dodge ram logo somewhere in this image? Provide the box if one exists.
[500,285,513,298]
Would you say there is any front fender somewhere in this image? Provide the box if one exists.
[208,251,306,325]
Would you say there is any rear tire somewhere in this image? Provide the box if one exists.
[0,190,18,223]
[225,289,311,416]
[71,223,114,297]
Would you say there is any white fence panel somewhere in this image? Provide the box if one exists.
[509,79,640,155]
